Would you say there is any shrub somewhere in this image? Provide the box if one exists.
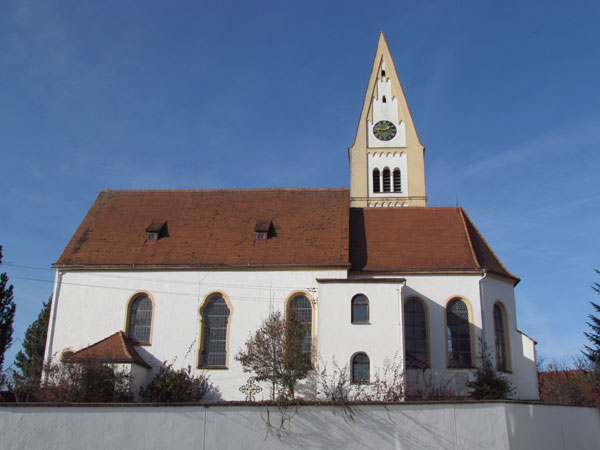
[8,361,133,403]
[141,364,212,402]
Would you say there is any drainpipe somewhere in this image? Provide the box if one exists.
[44,269,63,364]
[398,279,407,361]
[478,269,488,356]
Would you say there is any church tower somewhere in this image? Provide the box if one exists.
[349,32,426,207]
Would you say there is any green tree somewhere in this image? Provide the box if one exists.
[14,296,52,385]
[0,245,16,371]
[235,311,309,400]
[583,270,600,365]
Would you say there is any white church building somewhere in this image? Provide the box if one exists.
[44,33,539,401]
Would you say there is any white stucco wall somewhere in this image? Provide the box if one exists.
[1,403,598,450]
[45,268,346,401]
[46,269,538,401]
[480,275,539,400]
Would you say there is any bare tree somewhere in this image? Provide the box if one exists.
[236,311,308,400]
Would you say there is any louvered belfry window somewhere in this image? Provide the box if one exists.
[382,168,391,192]
[128,294,153,344]
[446,298,472,368]
[373,169,381,193]
[200,295,230,368]
[404,298,428,368]
[393,168,401,192]
[289,294,313,365]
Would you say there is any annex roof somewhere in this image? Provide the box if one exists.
[349,207,519,283]
[64,331,151,368]
[55,189,350,269]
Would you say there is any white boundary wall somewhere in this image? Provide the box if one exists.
[1,402,598,450]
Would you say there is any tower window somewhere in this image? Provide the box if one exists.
[382,168,391,192]
[351,294,369,323]
[393,168,401,192]
[381,69,386,77]
[382,95,387,103]
[352,353,370,383]
[373,169,381,193]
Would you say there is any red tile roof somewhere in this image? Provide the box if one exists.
[54,189,517,283]
[349,207,519,283]
[65,331,151,368]
[55,189,351,268]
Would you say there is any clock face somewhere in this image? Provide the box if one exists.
[373,120,397,141]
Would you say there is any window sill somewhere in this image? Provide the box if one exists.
[198,366,229,370]
[351,322,371,325]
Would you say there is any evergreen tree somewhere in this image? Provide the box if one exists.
[14,296,52,384]
[0,245,16,371]
[584,270,600,365]
[467,340,513,400]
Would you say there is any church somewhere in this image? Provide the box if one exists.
[44,33,539,400]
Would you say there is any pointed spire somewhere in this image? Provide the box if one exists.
[348,33,426,208]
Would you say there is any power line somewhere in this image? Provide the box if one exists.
[10,276,302,304]
[3,262,319,292]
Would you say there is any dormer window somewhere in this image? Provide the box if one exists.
[254,220,274,242]
[145,221,167,243]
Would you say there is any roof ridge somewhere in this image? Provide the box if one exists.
[117,330,134,360]
[457,207,481,269]
[100,188,350,194]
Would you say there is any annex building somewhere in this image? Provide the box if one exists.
[44,33,539,400]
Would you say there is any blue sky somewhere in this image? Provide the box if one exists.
[1,0,599,369]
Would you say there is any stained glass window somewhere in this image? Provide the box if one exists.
[447,298,472,368]
[128,294,153,344]
[404,298,428,368]
[199,295,230,368]
[494,304,507,371]
[289,294,312,365]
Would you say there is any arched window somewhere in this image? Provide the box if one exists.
[199,294,231,368]
[127,294,153,345]
[352,353,370,383]
[373,169,381,193]
[393,168,401,192]
[446,298,472,368]
[288,294,313,365]
[404,298,428,368]
[382,168,391,192]
[351,294,369,323]
[494,303,508,371]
